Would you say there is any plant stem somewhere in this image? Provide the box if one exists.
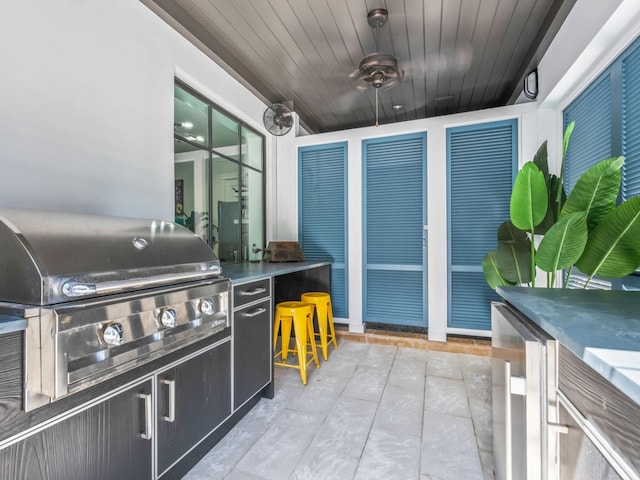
[530,229,536,287]
[563,265,573,288]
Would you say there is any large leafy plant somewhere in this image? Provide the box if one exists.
[483,122,640,289]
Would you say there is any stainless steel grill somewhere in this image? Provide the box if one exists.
[0,208,230,411]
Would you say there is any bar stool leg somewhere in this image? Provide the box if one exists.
[327,298,338,350]
[315,301,330,361]
[306,312,320,368]
[292,312,308,384]
[280,313,293,362]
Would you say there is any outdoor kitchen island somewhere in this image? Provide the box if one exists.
[0,222,331,480]
[494,287,640,480]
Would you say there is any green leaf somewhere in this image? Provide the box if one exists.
[533,140,549,181]
[498,221,528,242]
[483,251,515,289]
[576,197,640,278]
[548,174,566,220]
[557,121,575,205]
[510,162,548,231]
[562,121,575,160]
[536,212,588,272]
[561,157,624,231]
[534,175,566,235]
[497,239,532,284]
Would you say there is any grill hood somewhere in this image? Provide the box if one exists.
[0,208,221,305]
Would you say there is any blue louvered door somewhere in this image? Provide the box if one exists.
[447,120,517,332]
[363,133,427,327]
[298,142,348,318]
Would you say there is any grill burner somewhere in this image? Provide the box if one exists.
[0,208,229,411]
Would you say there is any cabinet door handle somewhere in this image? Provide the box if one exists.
[242,307,267,318]
[161,379,176,422]
[138,393,152,440]
[239,287,267,296]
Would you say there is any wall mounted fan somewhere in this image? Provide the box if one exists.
[263,103,294,136]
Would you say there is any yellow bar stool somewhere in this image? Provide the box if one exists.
[273,301,319,384]
[300,292,338,361]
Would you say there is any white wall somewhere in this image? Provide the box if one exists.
[0,0,269,220]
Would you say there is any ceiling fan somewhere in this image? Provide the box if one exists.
[350,8,404,127]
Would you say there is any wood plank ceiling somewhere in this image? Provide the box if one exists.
[142,0,576,134]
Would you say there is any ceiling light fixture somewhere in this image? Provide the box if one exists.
[392,104,403,111]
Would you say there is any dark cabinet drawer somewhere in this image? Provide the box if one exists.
[233,298,271,410]
[233,278,270,308]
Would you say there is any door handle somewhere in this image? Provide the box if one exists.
[138,393,153,440]
[243,307,267,318]
[161,379,176,422]
[239,287,267,296]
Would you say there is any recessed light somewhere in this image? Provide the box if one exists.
[195,135,205,142]
[392,104,403,111]
[181,121,194,129]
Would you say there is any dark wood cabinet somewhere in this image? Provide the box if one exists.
[234,297,272,410]
[156,339,232,476]
[0,379,153,480]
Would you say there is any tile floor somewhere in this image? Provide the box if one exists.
[184,340,495,480]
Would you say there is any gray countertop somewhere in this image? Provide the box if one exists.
[497,286,640,405]
[220,260,331,283]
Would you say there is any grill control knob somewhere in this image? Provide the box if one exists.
[160,309,177,328]
[199,299,215,315]
[102,323,124,346]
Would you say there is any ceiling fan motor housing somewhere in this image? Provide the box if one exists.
[367,8,388,28]
[357,53,401,89]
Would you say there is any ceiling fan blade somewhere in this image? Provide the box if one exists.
[400,46,473,78]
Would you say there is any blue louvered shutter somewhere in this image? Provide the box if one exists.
[563,69,614,289]
[447,120,517,331]
[621,42,640,285]
[363,132,427,327]
[622,44,640,201]
[563,73,613,191]
[298,142,348,317]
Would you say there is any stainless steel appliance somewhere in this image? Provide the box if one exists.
[492,302,558,480]
[0,208,230,411]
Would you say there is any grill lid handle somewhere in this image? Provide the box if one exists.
[62,282,97,297]
[60,265,222,298]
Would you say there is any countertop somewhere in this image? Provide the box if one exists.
[220,260,331,283]
[497,286,640,405]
